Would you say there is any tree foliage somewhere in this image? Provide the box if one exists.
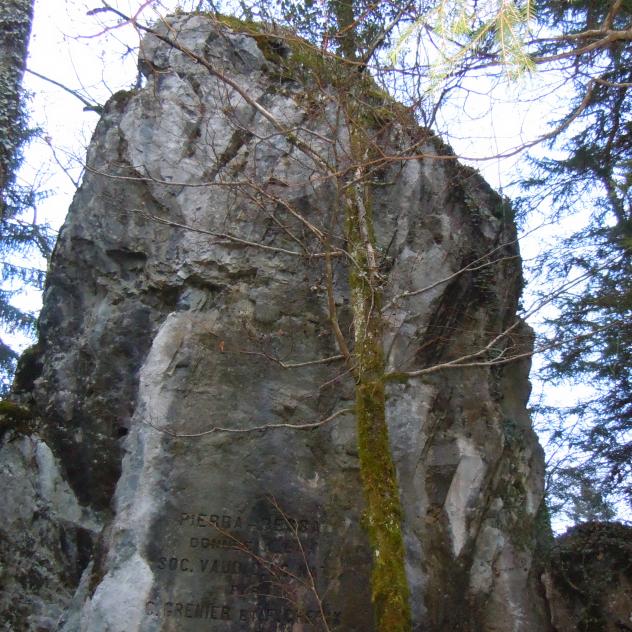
[0,0,52,394]
[524,0,632,517]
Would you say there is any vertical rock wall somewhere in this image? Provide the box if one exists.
[1,14,551,632]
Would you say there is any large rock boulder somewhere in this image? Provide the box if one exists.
[543,522,632,632]
[1,14,551,631]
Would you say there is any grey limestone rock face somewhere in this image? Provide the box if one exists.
[1,14,551,632]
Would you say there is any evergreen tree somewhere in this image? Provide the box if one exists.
[526,0,632,516]
[0,0,52,394]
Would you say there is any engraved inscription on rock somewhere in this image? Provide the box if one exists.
[124,314,373,631]
[145,502,332,630]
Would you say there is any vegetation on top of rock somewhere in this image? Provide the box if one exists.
[547,521,632,631]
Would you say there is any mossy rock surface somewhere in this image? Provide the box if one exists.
[547,521,632,632]
[0,399,35,438]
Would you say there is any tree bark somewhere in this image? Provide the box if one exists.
[0,0,33,212]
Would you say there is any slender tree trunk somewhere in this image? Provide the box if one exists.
[327,0,412,619]
[329,0,358,60]
[0,0,33,211]
[347,205,412,630]
[344,126,412,630]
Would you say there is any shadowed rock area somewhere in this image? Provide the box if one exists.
[1,13,555,632]
[543,522,632,632]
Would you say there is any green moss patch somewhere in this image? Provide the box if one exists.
[0,399,35,439]
[356,379,412,631]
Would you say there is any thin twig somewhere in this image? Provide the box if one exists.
[140,407,354,438]
[268,496,332,632]
[26,68,103,113]
[130,209,343,258]
[236,350,345,369]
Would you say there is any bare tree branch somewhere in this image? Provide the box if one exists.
[140,406,354,438]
